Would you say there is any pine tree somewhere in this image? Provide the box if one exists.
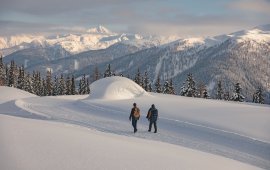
[216,80,224,100]
[71,75,76,95]
[78,74,88,94]
[78,79,82,95]
[0,55,6,86]
[197,81,205,98]
[53,75,59,96]
[104,64,113,77]
[17,66,25,90]
[134,68,142,87]
[24,73,34,94]
[143,71,150,91]
[5,64,9,86]
[231,83,245,102]
[253,87,264,104]
[66,76,71,95]
[180,73,197,97]
[94,65,100,81]
[163,80,170,94]
[224,91,230,101]
[169,79,175,94]
[33,72,42,96]
[8,60,16,87]
[58,74,66,95]
[149,83,152,92]
[155,76,162,93]
[45,70,53,96]
[41,78,46,96]
[86,78,90,94]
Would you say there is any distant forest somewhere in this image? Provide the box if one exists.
[0,57,266,105]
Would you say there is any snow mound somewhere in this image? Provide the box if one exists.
[0,86,36,104]
[88,76,148,100]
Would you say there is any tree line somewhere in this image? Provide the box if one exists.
[0,57,265,104]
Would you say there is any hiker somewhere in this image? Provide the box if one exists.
[129,103,140,133]
[147,104,158,133]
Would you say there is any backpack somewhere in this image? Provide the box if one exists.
[134,107,140,119]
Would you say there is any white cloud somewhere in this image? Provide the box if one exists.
[229,0,270,14]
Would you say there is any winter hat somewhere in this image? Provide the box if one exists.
[133,103,137,107]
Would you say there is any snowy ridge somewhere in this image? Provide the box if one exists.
[0,26,180,56]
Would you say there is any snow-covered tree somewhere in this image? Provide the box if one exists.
[180,73,197,97]
[169,79,175,94]
[41,78,46,96]
[24,73,34,94]
[216,80,224,100]
[92,65,100,82]
[65,76,71,95]
[45,70,53,96]
[71,75,76,95]
[231,83,245,102]
[32,71,42,96]
[0,55,6,86]
[224,91,230,101]
[53,75,59,96]
[197,81,205,98]
[104,64,113,77]
[253,87,264,104]
[86,78,90,94]
[58,74,66,95]
[155,76,162,93]
[79,74,89,94]
[149,83,152,92]
[8,60,17,87]
[17,66,25,90]
[143,71,151,92]
[134,68,142,87]
[163,80,170,94]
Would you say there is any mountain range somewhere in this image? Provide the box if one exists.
[1,25,270,103]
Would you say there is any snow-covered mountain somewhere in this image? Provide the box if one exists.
[71,24,270,102]
[2,24,270,102]
[0,25,179,56]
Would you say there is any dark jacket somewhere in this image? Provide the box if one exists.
[148,107,158,122]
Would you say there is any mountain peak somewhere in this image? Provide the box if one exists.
[86,25,112,34]
[253,24,270,32]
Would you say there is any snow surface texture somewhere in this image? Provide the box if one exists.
[0,77,270,170]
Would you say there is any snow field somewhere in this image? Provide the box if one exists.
[0,77,270,169]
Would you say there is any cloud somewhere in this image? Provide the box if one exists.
[228,0,270,14]
[0,0,269,37]
[0,0,142,15]
[0,20,87,36]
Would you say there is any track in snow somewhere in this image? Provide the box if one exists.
[1,97,270,169]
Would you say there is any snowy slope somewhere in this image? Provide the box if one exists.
[0,114,261,170]
[0,86,36,104]
[0,77,270,169]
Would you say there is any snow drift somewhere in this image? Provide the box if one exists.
[88,76,149,100]
[0,86,36,104]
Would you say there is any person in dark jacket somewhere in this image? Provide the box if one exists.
[129,103,140,133]
[147,104,158,133]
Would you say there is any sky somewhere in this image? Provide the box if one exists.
[0,0,269,37]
